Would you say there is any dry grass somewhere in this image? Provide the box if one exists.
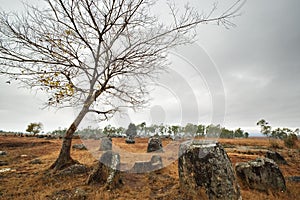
[0,136,299,200]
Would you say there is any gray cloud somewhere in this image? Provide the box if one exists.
[196,0,300,130]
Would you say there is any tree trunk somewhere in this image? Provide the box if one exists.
[50,124,79,170]
[50,96,93,171]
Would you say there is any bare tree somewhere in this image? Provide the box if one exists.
[0,0,244,170]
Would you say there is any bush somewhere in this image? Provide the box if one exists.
[284,134,298,148]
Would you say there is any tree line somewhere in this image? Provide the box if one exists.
[47,122,249,139]
[257,119,299,148]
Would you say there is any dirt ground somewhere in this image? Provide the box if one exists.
[0,135,299,200]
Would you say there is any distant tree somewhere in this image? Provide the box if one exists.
[271,128,288,139]
[257,119,299,148]
[220,128,234,138]
[125,123,137,138]
[171,125,180,136]
[284,133,298,148]
[141,122,146,136]
[74,126,101,138]
[146,125,157,135]
[184,123,197,137]
[206,124,221,137]
[26,122,43,135]
[158,124,166,136]
[50,127,67,137]
[219,127,249,139]
[103,125,116,137]
[166,125,173,137]
[256,119,271,137]
[116,127,125,136]
[196,124,206,137]
[136,122,146,136]
[234,128,244,138]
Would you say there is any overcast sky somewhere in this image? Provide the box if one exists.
[0,0,299,134]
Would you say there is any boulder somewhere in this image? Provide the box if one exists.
[125,137,135,144]
[235,157,286,192]
[178,140,241,200]
[45,135,56,140]
[265,151,287,165]
[87,151,122,189]
[29,158,42,165]
[0,151,7,156]
[59,164,89,176]
[130,155,163,173]
[74,188,87,199]
[147,137,164,153]
[72,144,87,150]
[287,176,300,182]
[99,137,112,151]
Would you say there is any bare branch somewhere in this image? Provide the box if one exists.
[0,0,244,119]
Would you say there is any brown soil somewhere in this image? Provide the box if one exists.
[0,136,299,200]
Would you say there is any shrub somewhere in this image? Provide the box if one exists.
[284,134,298,148]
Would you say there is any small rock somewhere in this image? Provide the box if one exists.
[20,155,28,158]
[0,168,11,173]
[125,137,135,144]
[72,144,87,150]
[235,157,286,192]
[29,158,42,165]
[147,137,164,153]
[0,161,9,166]
[266,151,287,165]
[74,188,87,199]
[45,136,56,140]
[0,151,7,156]
[287,176,300,182]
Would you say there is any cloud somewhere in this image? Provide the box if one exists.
[0,79,75,132]
[192,0,300,131]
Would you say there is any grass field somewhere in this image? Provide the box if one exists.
[0,135,299,200]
